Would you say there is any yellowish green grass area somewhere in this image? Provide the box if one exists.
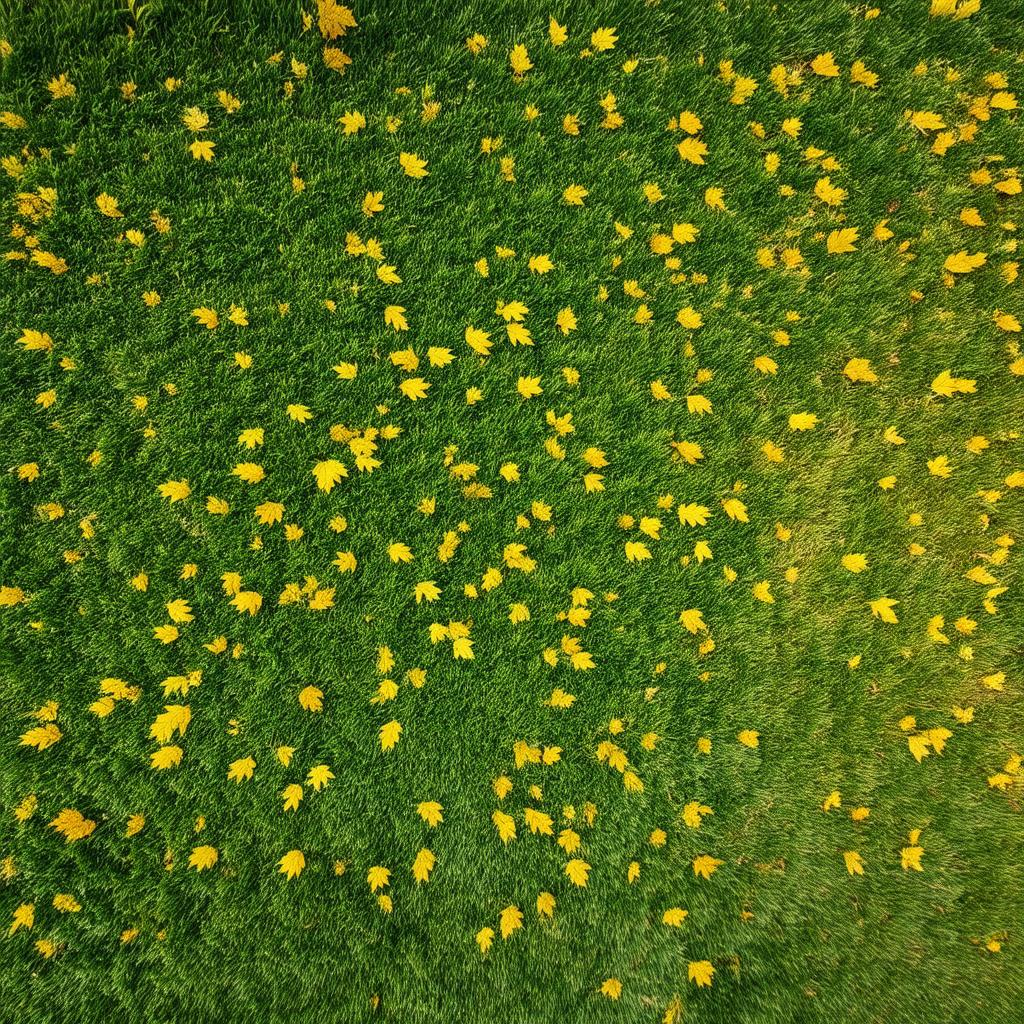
[1,1,1023,1021]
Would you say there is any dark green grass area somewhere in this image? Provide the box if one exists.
[1,1,1023,1021]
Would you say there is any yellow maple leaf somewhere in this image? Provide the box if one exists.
[827,227,859,254]
[379,719,402,751]
[563,183,588,205]
[278,849,305,879]
[565,859,591,887]
[943,249,986,274]
[677,137,708,164]
[399,152,428,178]
[868,597,899,623]
[509,44,532,76]
[412,848,435,883]
[312,459,348,492]
[20,723,62,751]
[692,854,724,880]
[475,926,494,953]
[662,906,689,927]
[231,591,262,616]
[688,961,715,988]
[417,801,443,827]
[149,704,191,743]
[843,850,865,876]
[399,377,430,401]
[157,479,191,503]
[188,845,218,872]
[189,139,215,161]
[811,51,840,76]
[150,745,183,770]
[843,357,877,383]
[227,756,255,783]
[384,304,409,331]
[492,810,517,843]
[499,904,523,938]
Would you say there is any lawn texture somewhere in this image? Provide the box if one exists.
[1,1,1023,1022]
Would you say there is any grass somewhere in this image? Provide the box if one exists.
[1,0,1023,1021]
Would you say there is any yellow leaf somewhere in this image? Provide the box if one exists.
[563,183,588,206]
[16,329,55,353]
[49,808,96,843]
[908,734,931,762]
[565,858,591,887]
[158,479,191,502]
[95,192,122,217]
[868,597,899,623]
[909,110,945,132]
[412,580,441,604]
[417,801,443,827]
[679,608,707,634]
[492,810,517,843]
[500,904,523,938]
[692,854,724,880]
[811,51,840,77]
[722,497,748,522]
[189,139,215,161]
[943,250,987,274]
[901,845,924,871]
[827,227,859,254]
[524,807,554,836]
[188,845,218,871]
[993,311,1021,333]
[149,704,191,743]
[509,44,532,76]
[231,590,262,616]
[548,17,567,46]
[232,462,265,484]
[19,723,62,751]
[399,377,430,401]
[399,152,428,178]
[529,893,555,923]
[412,847,435,883]
[227,756,255,783]
[843,850,865,876]
[312,459,348,492]
[688,961,715,988]
[150,745,183,770]
[789,412,818,431]
[677,137,708,164]
[662,907,689,927]
[384,305,409,331]
[278,849,305,880]
[844,357,877,383]
[517,375,543,399]
[814,176,846,206]
[528,253,554,274]
[476,926,494,953]
[306,764,334,790]
[625,540,651,562]
[287,403,313,423]
[379,719,402,751]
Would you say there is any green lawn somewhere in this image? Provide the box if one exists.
[1,1,1023,1021]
